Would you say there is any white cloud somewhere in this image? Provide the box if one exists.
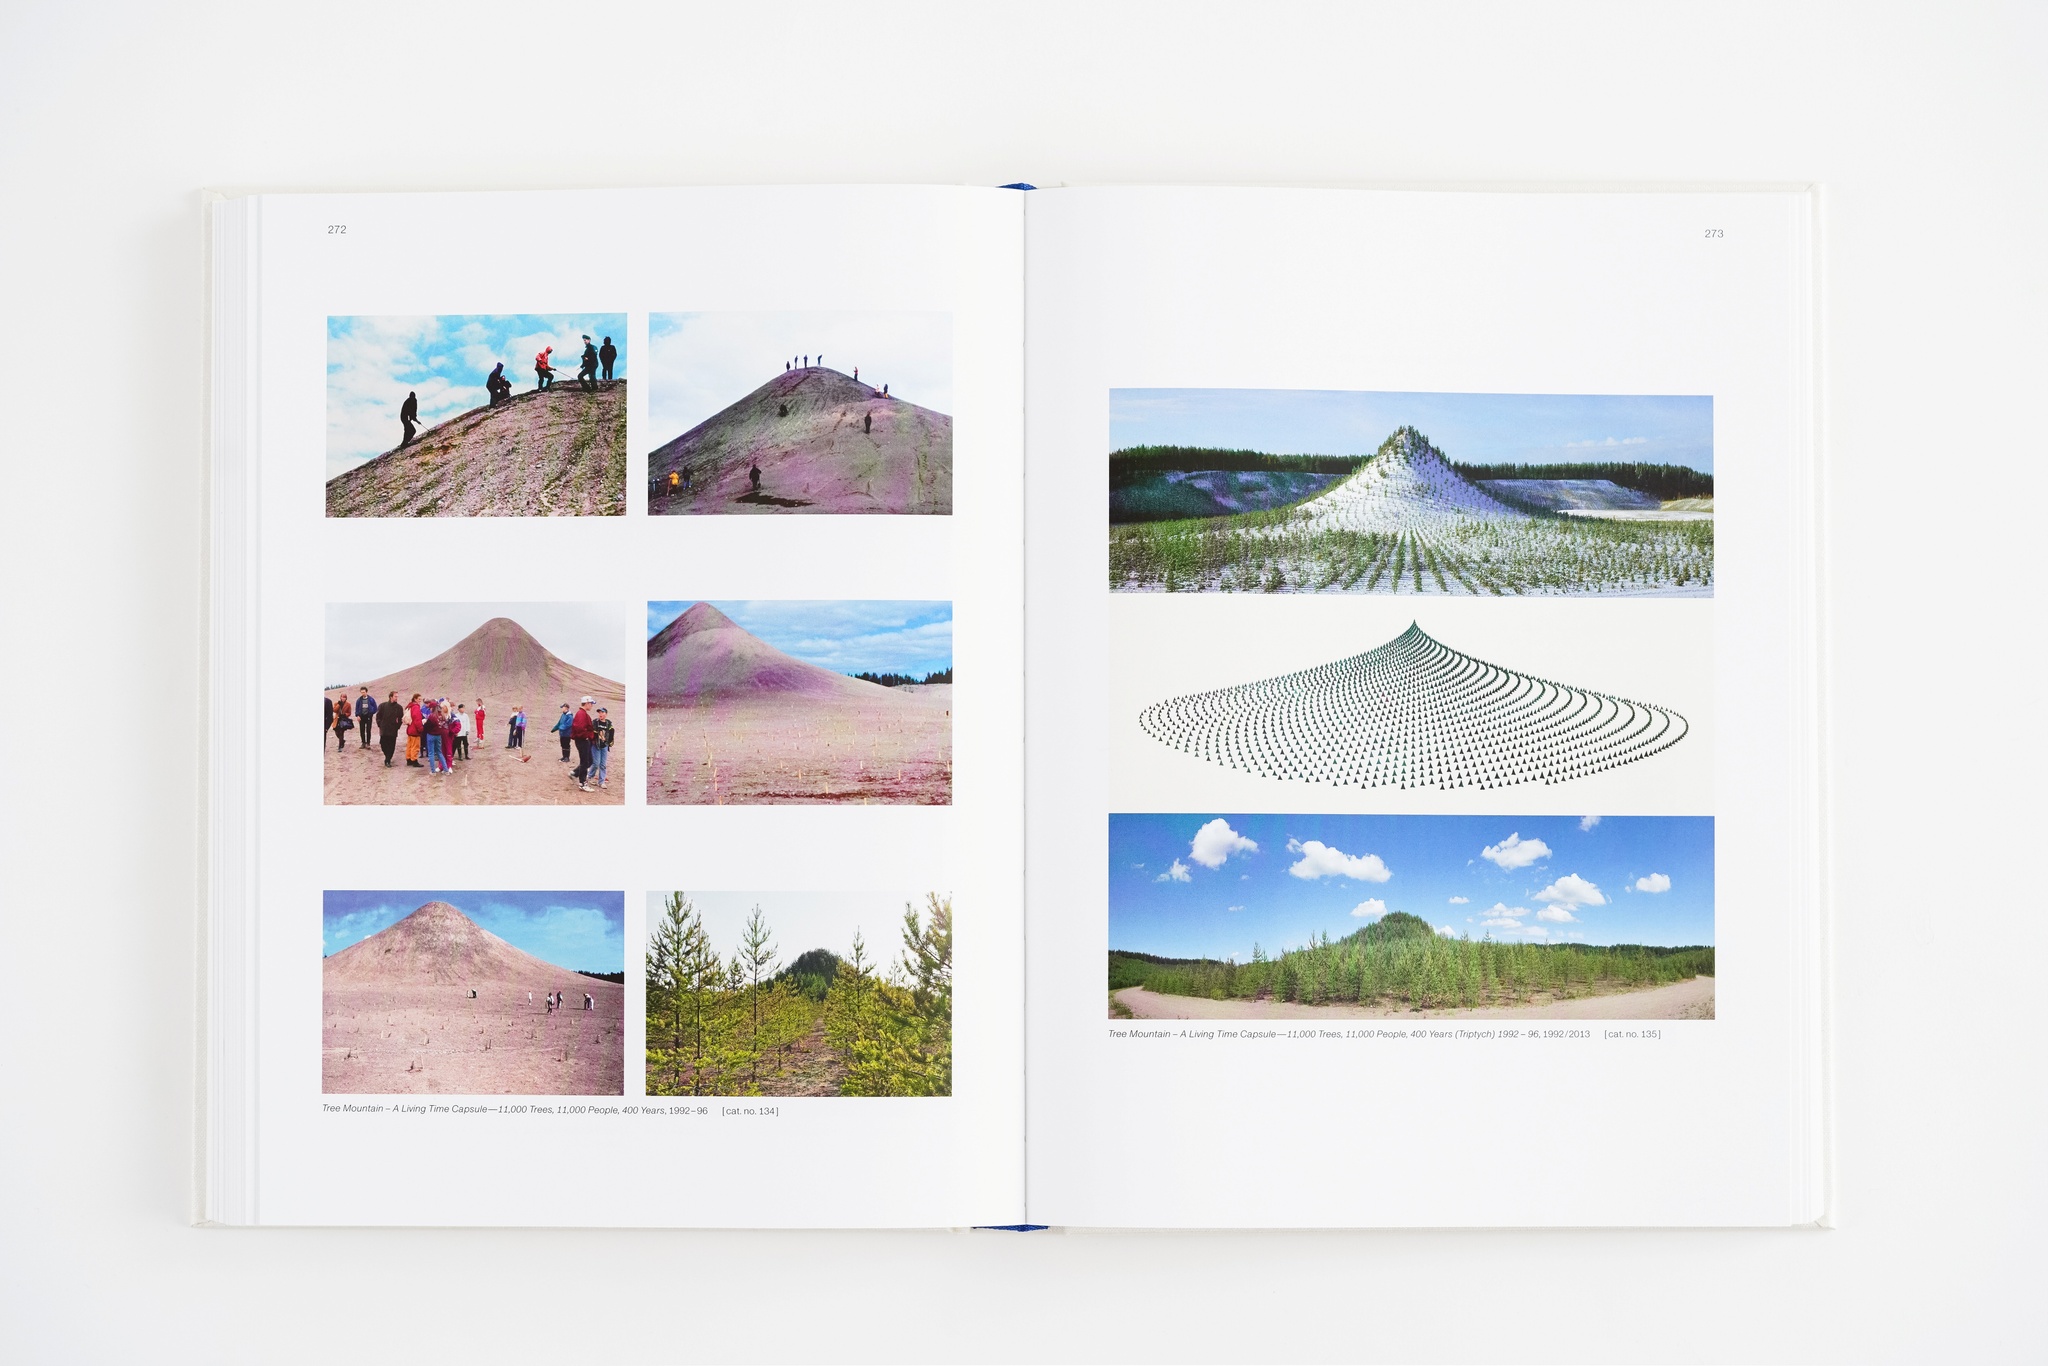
[1189,818,1258,869]
[1579,815,1602,832]
[1349,898,1389,919]
[1480,916,1522,929]
[1436,925,1458,937]
[1155,860,1191,884]
[1634,873,1672,893]
[1564,436,1648,448]
[1227,905,1245,913]
[1535,906,1578,923]
[1481,833,1552,870]
[1286,838,1391,882]
[1533,873,1606,912]
[1480,902,1529,930]
[1447,895,1469,905]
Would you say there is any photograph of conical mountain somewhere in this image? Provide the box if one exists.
[326,314,627,517]
[645,600,952,804]
[325,602,629,805]
[1110,814,1713,1021]
[645,890,952,1098]
[1108,390,1713,593]
[323,891,625,1095]
[645,311,951,514]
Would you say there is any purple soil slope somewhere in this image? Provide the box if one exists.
[326,901,577,988]
[327,380,626,518]
[648,367,951,515]
[646,603,892,704]
[358,617,623,709]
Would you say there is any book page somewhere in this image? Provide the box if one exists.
[1022,187,1820,1227]
[222,185,1025,1226]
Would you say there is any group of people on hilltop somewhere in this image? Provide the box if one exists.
[775,354,887,398]
[404,335,619,442]
[324,689,616,792]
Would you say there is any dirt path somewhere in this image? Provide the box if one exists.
[1111,976,1715,1021]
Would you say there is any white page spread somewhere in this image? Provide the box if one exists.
[214,186,1026,1227]
[1022,188,1820,1227]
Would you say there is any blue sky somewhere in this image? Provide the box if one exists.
[1110,390,1714,472]
[327,313,626,477]
[648,311,951,442]
[644,890,931,969]
[1109,814,1713,961]
[323,890,625,973]
[647,600,953,676]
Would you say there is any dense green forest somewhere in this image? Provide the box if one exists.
[1109,446,1369,478]
[1452,461,1714,501]
[1110,912,1713,1012]
[851,668,954,687]
[646,893,952,1098]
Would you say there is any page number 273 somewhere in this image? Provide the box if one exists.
[1703,228,1724,238]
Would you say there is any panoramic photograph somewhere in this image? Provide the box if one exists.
[645,310,952,514]
[644,890,952,1098]
[322,890,626,1095]
[1107,389,1714,594]
[1109,813,1714,1020]
[644,599,952,804]
[324,602,630,805]
[326,313,627,517]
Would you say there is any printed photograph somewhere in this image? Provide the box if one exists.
[325,602,629,805]
[1109,813,1714,1020]
[645,311,952,514]
[1108,390,1713,594]
[323,890,625,1095]
[645,890,952,1098]
[326,313,627,517]
[645,600,952,805]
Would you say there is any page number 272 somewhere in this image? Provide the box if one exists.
[1703,228,1724,238]
[327,224,347,235]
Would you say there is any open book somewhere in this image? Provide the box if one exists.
[206,184,1823,1228]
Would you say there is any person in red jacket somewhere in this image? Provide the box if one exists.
[474,698,487,749]
[405,693,425,767]
[534,346,556,390]
[569,696,596,791]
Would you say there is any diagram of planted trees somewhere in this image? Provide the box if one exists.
[1107,390,1715,595]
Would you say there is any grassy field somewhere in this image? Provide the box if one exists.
[1109,913,1713,1013]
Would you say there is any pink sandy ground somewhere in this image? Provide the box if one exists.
[1112,976,1716,1021]
[647,686,952,805]
[324,979,625,1094]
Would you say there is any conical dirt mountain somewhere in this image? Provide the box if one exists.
[325,900,582,987]
[327,381,627,518]
[649,367,950,515]
[358,616,622,711]
[647,602,889,704]
[1292,426,1524,534]
[1140,622,1687,791]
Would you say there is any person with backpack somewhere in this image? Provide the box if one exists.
[598,336,617,381]
[589,706,616,789]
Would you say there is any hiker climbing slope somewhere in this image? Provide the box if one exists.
[577,335,599,392]
[399,391,419,446]
[535,345,556,390]
[598,336,617,381]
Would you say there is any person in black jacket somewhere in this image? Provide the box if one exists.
[374,691,404,766]
[324,693,335,737]
[577,336,599,392]
[399,391,419,445]
[598,336,617,381]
